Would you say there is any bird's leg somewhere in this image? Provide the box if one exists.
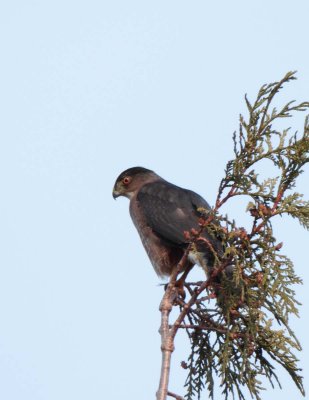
[174,263,194,299]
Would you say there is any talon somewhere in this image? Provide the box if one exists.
[175,279,186,299]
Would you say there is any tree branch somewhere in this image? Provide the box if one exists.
[156,285,177,400]
[167,391,185,400]
[156,249,191,400]
[155,72,308,400]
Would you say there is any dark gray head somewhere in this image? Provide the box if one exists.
[112,166,160,199]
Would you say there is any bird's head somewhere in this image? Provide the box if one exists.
[112,166,159,199]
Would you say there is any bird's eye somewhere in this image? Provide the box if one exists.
[122,176,131,185]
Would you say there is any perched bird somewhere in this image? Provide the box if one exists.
[112,167,224,280]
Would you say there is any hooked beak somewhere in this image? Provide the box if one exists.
[112,188,121,199]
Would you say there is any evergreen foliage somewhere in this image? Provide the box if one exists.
[180,72,308,399]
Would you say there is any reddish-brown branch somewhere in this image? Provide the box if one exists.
[170,280,210,339]
[215,184,237,209]
[177,323,227,334]
[196,236,220,262]
[167,391,185,400]
[171,256,233,339]
[250,187,286,237]
[250,218,268,236]
[272,188,284,211]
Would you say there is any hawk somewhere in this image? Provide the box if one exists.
[112,167,224,280]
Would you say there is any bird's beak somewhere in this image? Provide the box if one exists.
[112,188,121,199]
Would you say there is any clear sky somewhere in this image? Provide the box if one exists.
[0,1,308,399]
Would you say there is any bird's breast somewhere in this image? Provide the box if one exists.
[129,197,183,278]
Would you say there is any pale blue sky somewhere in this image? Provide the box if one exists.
[0,1,308,399]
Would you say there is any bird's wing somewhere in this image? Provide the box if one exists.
[136,180,212,246]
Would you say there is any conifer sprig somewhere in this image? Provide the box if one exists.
[182,72,308,399]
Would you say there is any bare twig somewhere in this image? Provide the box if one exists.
[167,391,185,400]
[156,249,191,400]
[177,323,227,334]
[156,285,178,400]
